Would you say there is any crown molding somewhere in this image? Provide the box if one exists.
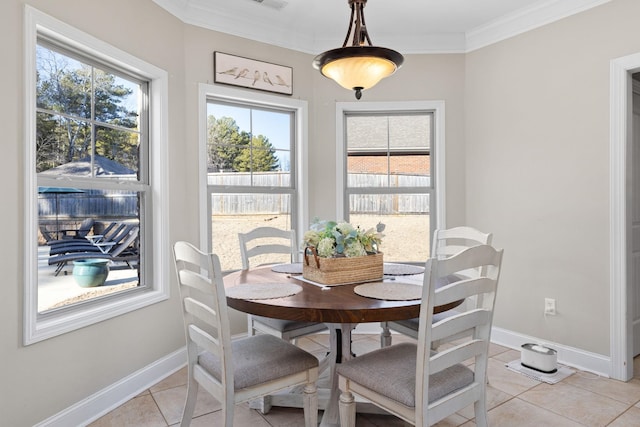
[154,0,611,54]
[466,0,611,52]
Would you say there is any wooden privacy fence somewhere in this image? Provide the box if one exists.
[208,172,431,215]
[38,191,138,220]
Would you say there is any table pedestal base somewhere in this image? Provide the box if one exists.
[251,323,383,427]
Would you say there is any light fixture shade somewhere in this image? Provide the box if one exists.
[313,46,402,92]
[312,0,404,99]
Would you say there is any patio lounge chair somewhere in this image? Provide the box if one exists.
[48,226,139,276]
[47,223,137,256]
[41,218,95,244]
[58,218,95,240]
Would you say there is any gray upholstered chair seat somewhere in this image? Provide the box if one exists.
[199,334,319,390]
[336,342,473,407]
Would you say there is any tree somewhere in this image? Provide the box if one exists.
[207,115,247,172]
[233,135,280,172]
[207,116,279,172]
[35,45,139,173]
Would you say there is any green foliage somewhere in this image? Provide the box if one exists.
[207,116,247,172]
[207,116,280,172]
[302,218,384,258]
[233,135,279,172]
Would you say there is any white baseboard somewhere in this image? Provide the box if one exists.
[353,323,612,377]
[35,347,187,427]
[490,326,611,377]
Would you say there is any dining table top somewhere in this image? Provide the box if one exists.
[223,264,460,324]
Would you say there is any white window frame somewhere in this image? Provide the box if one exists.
[197,83,309,250]
[336,100,446,237]
[23,6,170,344]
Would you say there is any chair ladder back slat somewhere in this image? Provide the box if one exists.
[434,249,501,279]
[429,340,485,374]
[431,309,490,342]
[432,227,493,259]
[187,324,221,357]
[179,269,214,295]
[184,297,221,332]
[246,244,293,258]
[433,278,496,307]
[436,245,476,258]
[239,227,298,269]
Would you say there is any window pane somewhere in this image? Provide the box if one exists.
[388,115,430,151]
[36,45,91,119]
[346,113,431,188]
[37,188,141,313]
[210,193,292,271]
[95,125,140,177]
[346,116,389,150]
[349,193,431,263]
[252,109,292,152]
[235,144,280,173]
[94,68,140,131]
[36,112,90,173]
[206,101,292,185]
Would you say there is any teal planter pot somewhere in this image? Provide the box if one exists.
[73,259,110,287]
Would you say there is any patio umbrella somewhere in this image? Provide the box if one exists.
[38,186,85,240]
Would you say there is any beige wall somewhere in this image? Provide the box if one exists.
[4,0,635,424]
[466,0,637,355]
[1,1,188,425]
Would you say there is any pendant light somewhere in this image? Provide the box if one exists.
[313,0,404,100]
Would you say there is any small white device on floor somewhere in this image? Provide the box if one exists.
[520,343,557,373]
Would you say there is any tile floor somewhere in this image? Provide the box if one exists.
[89,334,640,427]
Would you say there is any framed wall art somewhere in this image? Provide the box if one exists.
[213,51,293,95]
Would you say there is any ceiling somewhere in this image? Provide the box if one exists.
[153,0,610,54]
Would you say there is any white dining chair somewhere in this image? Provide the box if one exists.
[380,226,492,347]
[239,227,328,343]
[172,241,319,427]
[338,244,503,427]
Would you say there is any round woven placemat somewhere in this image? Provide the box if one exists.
[226,283,302,300]
[270,263,303,274]
[383,263,425,276]
[354,281,423,301]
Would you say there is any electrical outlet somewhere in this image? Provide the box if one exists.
[544,298,556,315]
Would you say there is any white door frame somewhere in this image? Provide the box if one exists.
[610,53,640,381]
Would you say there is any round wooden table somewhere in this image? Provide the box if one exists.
[224,265,461,322]
[224,264,459,427]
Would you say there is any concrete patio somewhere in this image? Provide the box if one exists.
[37,245,139,312]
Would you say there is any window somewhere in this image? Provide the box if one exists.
[199,84,307,271]
[24,7,169,344]
[337,101,445,263]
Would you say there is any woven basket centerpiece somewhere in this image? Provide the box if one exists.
[303,247,383,285]
[301,219,385,285]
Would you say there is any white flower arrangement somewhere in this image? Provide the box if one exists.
[302,218,384,258]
